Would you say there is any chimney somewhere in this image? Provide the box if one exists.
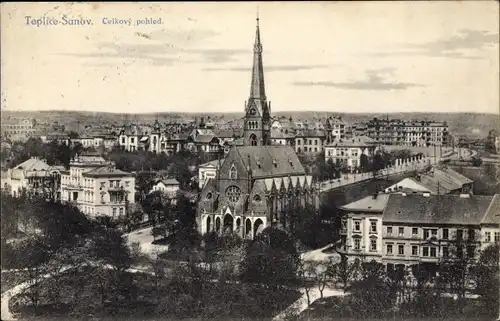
[459,193,471,198]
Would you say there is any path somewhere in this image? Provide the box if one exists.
[126,226,169,258]
[273,285,347,320]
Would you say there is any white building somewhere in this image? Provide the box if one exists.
[150,178,180,198]
[324,135,378,171]
[198,160,220,189]
[60,152,135,218]
[4,157,62,199]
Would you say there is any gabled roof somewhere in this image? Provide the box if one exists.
[325,135,376,148]
[234,145,306,179]
[383,194,495,225]
[481,194,500,226]
[340,194,391,213]
[82,166,133,178]
[13,158,50,172]
[154,178,180,186]
[199,160,220,168]
[196,134,219,144]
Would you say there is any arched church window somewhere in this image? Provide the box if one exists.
[253,194,262,202]
[206,192,213,200]
[250,134,257,146]
[229,164,238,179]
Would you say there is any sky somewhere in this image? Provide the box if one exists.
[1,2,499,114]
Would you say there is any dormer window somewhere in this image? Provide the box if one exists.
[229,164,237,179]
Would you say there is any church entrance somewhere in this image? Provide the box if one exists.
[254,218,264,237]
[223,214,234,234]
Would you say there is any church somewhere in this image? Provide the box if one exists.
[196,17,319,239]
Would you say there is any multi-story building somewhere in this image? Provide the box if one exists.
[295,130,326,154]
[0,118,37,142]
[325,116,345,142]
[4,157,62,199]
[324,136,378,171]
[198,159,221,189]
[339,193,500,268]
[150,177,180,198]
[60,152,135,218]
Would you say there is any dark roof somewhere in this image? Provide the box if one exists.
[383,194,495,225]
[82,166,133,178]
[325,135,376,147]
[481,194,500,226]
[196,134,218,144]
[234,145,306,179]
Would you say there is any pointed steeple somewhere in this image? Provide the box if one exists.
[249,14,266,101]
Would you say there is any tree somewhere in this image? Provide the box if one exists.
[471,156,483,167]
[328,256,361,293]
[473,243,499,313]
[240,227,300,289]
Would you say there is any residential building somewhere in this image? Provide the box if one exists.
[325,116,345,142]
[324,136,378,171]
[0,117,37,142]
[4,157,62,199]
[150,178,180,198]
[60,152,135,218]
[339,193,500,268]
[295,130,326,154]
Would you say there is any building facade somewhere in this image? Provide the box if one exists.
[324,136,378,171]
[339,193,500,267]
[60,153,135,218]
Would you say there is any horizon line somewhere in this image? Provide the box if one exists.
[2,109,499,116]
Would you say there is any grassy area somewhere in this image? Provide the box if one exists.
[10,267,301,320]
[296,296,494,321]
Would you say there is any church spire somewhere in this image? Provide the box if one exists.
[250,13,266,100]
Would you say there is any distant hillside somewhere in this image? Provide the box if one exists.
[1,110,498,138]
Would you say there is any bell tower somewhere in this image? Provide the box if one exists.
[243,14,271,146]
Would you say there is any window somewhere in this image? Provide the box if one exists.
[354,220,361,232]
[399,227,404,236]
[387,226,393,235]
[430,247,437,257]
[412,245,418,256]
[112,207,117,216]
[225,185,242,203]
[423,229,430,239]
[485,231,491,242]
[370,220,377,233]
[229,164,237,179]
[314,140,318,145]
[308,139,312,145]
[423,247,429,257]
[494,232,499,243]
[412,228,418,236]
[398,245,404,255]
[431,229,437,236]
[442,228,449,240]
[121,137,125,144]
[442,246,449,258]
[468,229,475,241]
[387,244,393,255]
[119,208,124,215]
[370,239,377,252]
[253,194,262,202]
[467,246,475,257]
[354,238,361,250]
[456,229,463,240]
[130,137,135,144]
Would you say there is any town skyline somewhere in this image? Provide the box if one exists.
[1,2,499,115]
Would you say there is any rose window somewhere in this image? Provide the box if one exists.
[226,185,241,203]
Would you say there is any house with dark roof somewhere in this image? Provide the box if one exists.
[384,166,474,195]
[339,192,499,268]
[150,177,180,198]
[324,135,379,172]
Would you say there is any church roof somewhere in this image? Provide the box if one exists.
[234,145,306,178]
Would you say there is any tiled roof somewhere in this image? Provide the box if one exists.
[196,134,218,144]
[325,135,376,147]
[481,194,500,226]
[199,160,220,168]
[13,158,50,171]
[82,166,133,178]
[340,194,391,213]
[234,145,306,179]
[155,178,180,186]
[382,194,495,225]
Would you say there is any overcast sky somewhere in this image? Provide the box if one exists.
[1,2,499,114]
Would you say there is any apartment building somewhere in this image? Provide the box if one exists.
[325,116,345,142]
[1,118,37,142]
[295,130,326,154]
[60,152,135,218]
[324,135,378,171]
[339,193,500,267]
